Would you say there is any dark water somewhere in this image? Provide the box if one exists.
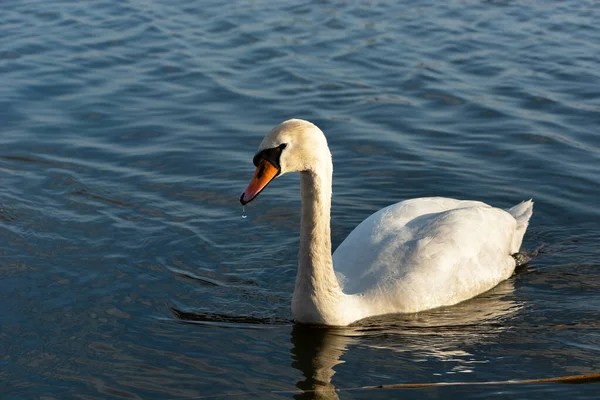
[2,0,600,398]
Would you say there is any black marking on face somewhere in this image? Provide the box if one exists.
[253,143,288,173]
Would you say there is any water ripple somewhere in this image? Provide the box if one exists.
[2,0,600,398]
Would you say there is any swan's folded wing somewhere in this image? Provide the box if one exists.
[333,197,488,293]
[333,200,518,313]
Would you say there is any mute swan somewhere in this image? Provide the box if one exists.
[240,119,533,326]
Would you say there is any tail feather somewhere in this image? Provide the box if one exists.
[507,199,534,254]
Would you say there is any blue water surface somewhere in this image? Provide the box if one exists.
[1,0,600,399]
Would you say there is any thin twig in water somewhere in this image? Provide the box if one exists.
[190,372,600,398]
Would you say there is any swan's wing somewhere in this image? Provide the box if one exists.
[333,197,489,287]
[333,197,519,311]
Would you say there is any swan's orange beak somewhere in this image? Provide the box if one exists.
[240,159,279,205]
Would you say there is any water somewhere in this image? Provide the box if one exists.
[1,0,599,398]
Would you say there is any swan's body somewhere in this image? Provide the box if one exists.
[241,119,533,326]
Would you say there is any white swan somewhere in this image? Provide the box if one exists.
[240,119,533,326]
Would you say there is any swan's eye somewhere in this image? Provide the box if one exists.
[253,144,287,168]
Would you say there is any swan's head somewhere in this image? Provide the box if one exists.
[240,119,330,205]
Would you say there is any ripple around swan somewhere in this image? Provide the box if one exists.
[2,0,600,398]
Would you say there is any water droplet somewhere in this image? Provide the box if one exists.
[241,206,247,219]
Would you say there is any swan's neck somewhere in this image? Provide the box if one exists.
[292,165,344,324]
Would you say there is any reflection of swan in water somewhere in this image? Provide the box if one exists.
[289,280,521,399]
[291,325,350,400]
